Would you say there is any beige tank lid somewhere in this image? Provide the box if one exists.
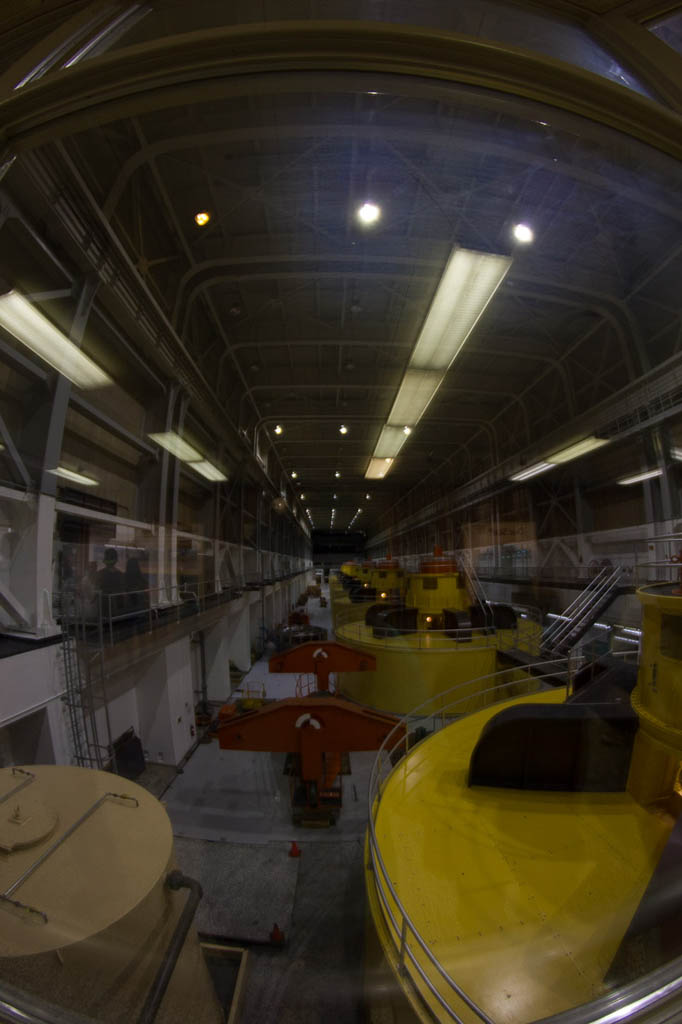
[0,765,173,957]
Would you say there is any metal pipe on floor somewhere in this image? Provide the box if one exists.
[136,871,203,1024]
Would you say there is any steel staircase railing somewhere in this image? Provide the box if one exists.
[542,567,623,653]
[456,549,493,629]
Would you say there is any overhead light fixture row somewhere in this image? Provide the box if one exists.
[618,468,663,486]
[149,431,227,483]
[509,436,610,483]
[48,466,99,487]
[366,248,511,479]
[509,461,553,482]
[0,290,113,390]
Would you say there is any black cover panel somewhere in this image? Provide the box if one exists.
[364,602,404,627]
[372,606,418,637]
[468,702,638,791]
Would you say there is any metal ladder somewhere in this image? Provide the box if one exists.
[541,566,623,654]
[60,596,116,771]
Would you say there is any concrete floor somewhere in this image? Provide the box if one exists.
[166,584,369,1022]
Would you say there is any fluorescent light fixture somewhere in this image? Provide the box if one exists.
[48,466,98,487]
[618,468,663,486]
[368,248,510,473]
[0,290,112,389]
[374,425,410,459]
[408,250,512,372]
[509,461,553,482]
[671,447,682,461]
[357,202,380,225]
[365,457,392,479]
[149,432,203,462]
[386,369,443,426]
[191,460,227,482]
[547,436,609,464]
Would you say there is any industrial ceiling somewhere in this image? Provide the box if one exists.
[1,1,681,545]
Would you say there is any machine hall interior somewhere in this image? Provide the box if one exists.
[2,1,682,1023]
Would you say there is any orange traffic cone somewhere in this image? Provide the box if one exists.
[289,840,302,858]
[270,923,285,945]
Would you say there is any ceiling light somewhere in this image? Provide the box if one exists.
[380,592,387,599]
[274,424,283,435]
[509,461,553,482]
[512,223,534,243]
[547,436,609,464]
[407,250,512,374]
[194,211,210,227]
[333,493,338,499]
[339,424,348,435]
[191,460,227,482]
[335,471,341,478]
[365,458,391,479]
[48,466,99,486]
[149,431,203,462]
[671,447,682,461]
[357,202,381,225]
[291,471,298,478]
[374,425,410,459]
[300,493,306,500]
[0,290,113,389]
[365,493,371,500]
[403,425,412,435]
[618,469,663,485]
[384,458,392,464]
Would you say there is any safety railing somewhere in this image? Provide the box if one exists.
[542,567,622,652]
[335,617,541,656]
[56,568,310,648]
[366,653,682,1024]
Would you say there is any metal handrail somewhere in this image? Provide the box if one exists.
[336,619,539,654]
[545,568,622,650]
[541,568,611,646]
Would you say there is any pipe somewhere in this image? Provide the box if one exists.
[136,871,203,1024]
[0,981,97,1024]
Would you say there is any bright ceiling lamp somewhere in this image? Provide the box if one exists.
[339,424,348,435]
[191,460,227,482]
[374,425,410,459]
[618,468,663,485]
[0,290,112,389]
[386,369,443,426]
[48,466,98,486]
[512,223,534,243]
[547,436,609,464]
[408,250,512,372]
[509,461,553,482]
[365,457,392,479]
[149,432,203,462]
[357,202,381,225]
[194,211,211,226]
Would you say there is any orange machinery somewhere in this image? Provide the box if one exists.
[216,643,403,825]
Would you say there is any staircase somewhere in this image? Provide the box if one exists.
[456,549,493,628]
[541,566,623,655]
